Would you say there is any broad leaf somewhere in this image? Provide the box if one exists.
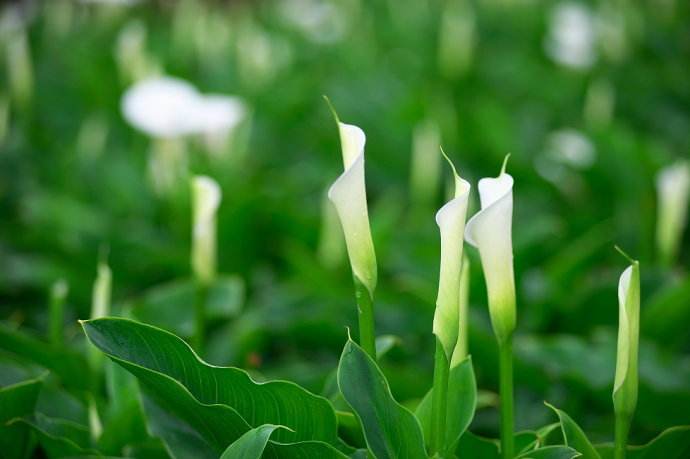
[545,403,599,459]
[337,338,427,459]
[595,425,690,459]
[415,356,477,452]
[0,375,44,424]
[82,318,339,448]
[12,413,99,458]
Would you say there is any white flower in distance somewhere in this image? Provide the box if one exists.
[465,157,516,343]
[433,151,471,361]
[613,257,640,418]
[656,161,690,265]
[191,176,222,285]
[328,119,377,296]
[122,76,200,139]
[545,2,596,70]
[191,94,248,154]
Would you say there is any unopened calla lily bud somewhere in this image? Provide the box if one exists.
[191,175,221,286]
[433,151,471,361]
[656,161,690,266]
[327,113,377,297]
[465,156,516,344]
[613,254,640,419]
[91,261,111,320]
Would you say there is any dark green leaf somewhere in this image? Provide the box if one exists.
[337,338,427,459]
[596,425,690,459]
[12,413,99,458]
[0,375,44,424]
[516,445,581,459]
[82,318,339,448]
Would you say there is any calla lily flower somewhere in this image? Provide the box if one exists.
[327,119,377,297]
[191,176,221,286]
[465,157,516,344]
[451,255,471,367]
[613,255,640,418]
[655,161,690,266]
[433,151,471,361]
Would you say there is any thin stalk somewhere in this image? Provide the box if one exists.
[49,282,67,347]
[498,338,514,459]
[193,282,209,354]
[354,278,376,359]
[430,339,449,456]
[614,415,631,459]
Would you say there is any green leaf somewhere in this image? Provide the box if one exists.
[221,425,281,459]
[12,413,100,458]
[0,324,90,391]
[595,425,690,459]
[516,445,581,459]
[415,356,476,452]
[337,338,427,459]
[545,402,600,459]
[0,375,44,424]
[132,276,244,337]
[82,318,339,448]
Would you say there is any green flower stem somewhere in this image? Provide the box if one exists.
[498,337,514,459]
[430,338,449,456]
[354,278,376,360]
[193,282,209,353]
[614,414,631,459]
[49,285,66,347]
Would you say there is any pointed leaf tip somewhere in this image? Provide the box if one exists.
[614,245,638,265]
[440,146,460,178]
[322,95,340,123]
[500,153,512,175]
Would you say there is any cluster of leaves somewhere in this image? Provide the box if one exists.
[2,0,690,458]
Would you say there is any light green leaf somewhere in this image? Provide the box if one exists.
[415,356,477,452]
[516,445,581,459]
[82,318,339,449]
[545,403,600,459]
[595,425,690,459]
[221,424,281,459]
[337,338,427,459]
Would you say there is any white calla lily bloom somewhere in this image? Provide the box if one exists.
[655,161,690,265]
[191,176,222,285]
[328,121,377,296]
[465,159,516,343]
[433,152,471,360]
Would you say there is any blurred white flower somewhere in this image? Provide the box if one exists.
[114,19,158,83]
[191,176,222,285]
[546,129,596,169]
[545,2,596,70]
[656,161,690,265]
[190,94,247,151]
[278,0,347,44]
[122,76,201,139]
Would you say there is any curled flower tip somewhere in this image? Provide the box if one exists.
[614,245,637,265]
[322,95,340,123]
[500,153,512,175]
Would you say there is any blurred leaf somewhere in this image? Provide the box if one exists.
[515,445,581,459]
[12,413,98,458]
[0,374,44,424]
[337,338,427,459]
[132,276,244,337]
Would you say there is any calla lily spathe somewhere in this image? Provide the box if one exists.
[191,175,222,286]
[655,161,690,265]
[613,259,640,418]
[465,159,516,344]
[433,152,471,361]
[328,121,377,297]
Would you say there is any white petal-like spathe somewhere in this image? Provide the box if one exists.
[122,76,200,138]
[433,173,471,359]
[613,262,640,416]
[192,176,222,284]
[465,172,516,342]
[656,161,690,264]
[328,122,377,295]
[191,94,247,135]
